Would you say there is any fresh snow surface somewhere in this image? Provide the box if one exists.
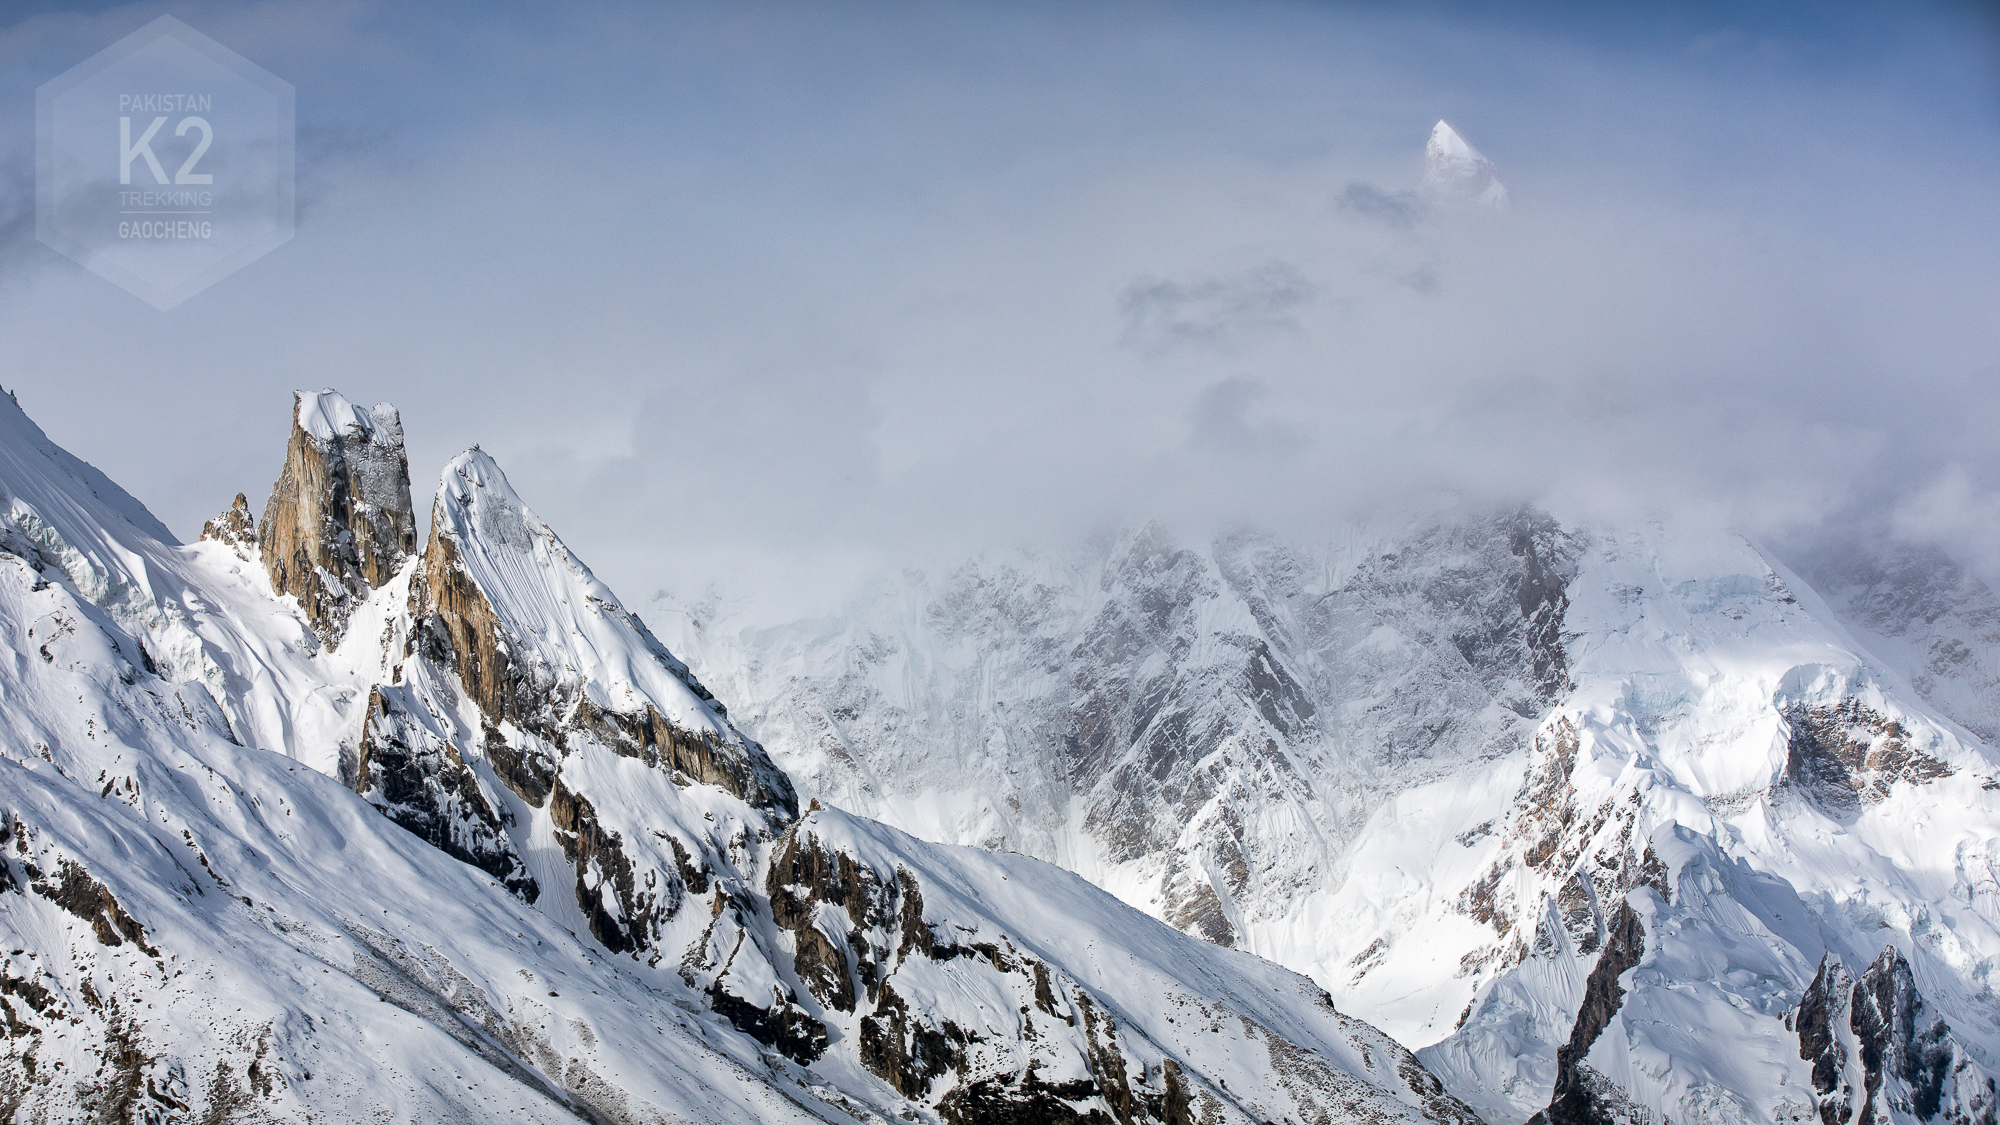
[294,387,400,448]
[431,447,727,736]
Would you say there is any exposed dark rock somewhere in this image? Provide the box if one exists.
[766,823,898,1010]
[1851,948,1954,1125]
[479,723,554,808]
[937,1073,1114,1125]
[81,1014,153,1125]
[30,858,157,957]
[1507,507,1579,704]
[1536,899,1643,1125]
[703,980,827,1065]
[1798,947,1977,1125]
[549,780,679,953]
[1798,955,1858,1125]
[353,686,537,902]
[1782,699,1952,816]
[1160,1060,1193,1125]
[859,983,959,1099]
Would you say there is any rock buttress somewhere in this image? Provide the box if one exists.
[258,391,416,646]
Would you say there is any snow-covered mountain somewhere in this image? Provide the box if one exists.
[656,515,2000,1125]
[0,386,1484,1124]
[1422,121,1509,209]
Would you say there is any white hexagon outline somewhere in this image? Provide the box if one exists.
[35,15,296,311]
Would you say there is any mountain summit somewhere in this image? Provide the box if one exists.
[1422,120,1510,209]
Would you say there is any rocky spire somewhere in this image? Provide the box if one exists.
[258,390,417,647]
[1795,948,1962,1125]
[199,492,256,554]
[1423,120,1510,209]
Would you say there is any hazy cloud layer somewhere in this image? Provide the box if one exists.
[0,1,1995,616]
[1121,263,1316,352]
[1338,182,1427,230]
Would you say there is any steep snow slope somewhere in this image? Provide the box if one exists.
[0,386,1480,1124]
[662,518,2000,1125]
[1403,528,2000,1125]
[1794,539,2000,747]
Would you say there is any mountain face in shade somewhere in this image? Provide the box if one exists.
[1423,120,1510,209]
[0,384,1482,1125]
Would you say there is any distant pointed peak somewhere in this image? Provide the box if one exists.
[1422,119,1509,210]
[1428,120,1479,161]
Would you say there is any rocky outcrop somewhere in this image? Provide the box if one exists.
[1793,948,1992,1125]
[353,686,537,902]
[350,447,798,982]
[1452,714,1669,989]
[1799,956,1859,1125]
[198,493,256,554]
[1782,699,1953,817]
[1533,900,1644,1125]
[258,391,416,646]
[408,459,795,819]
[681,509,1583,973]
[1060,526,1319,950]
[547,779,682,953]
[766,821,1143,1119]
[765,811,1485,1125]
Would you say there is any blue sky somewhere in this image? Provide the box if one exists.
[1,1,1995,612]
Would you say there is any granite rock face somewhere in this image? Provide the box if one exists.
[257,390,417,646]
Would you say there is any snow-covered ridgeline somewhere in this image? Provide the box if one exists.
[0,385,1473,1124]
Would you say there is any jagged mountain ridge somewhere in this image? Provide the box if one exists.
[660,512,1583,970]
[0,385,1482,1124]
[659,515,2000,1125]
